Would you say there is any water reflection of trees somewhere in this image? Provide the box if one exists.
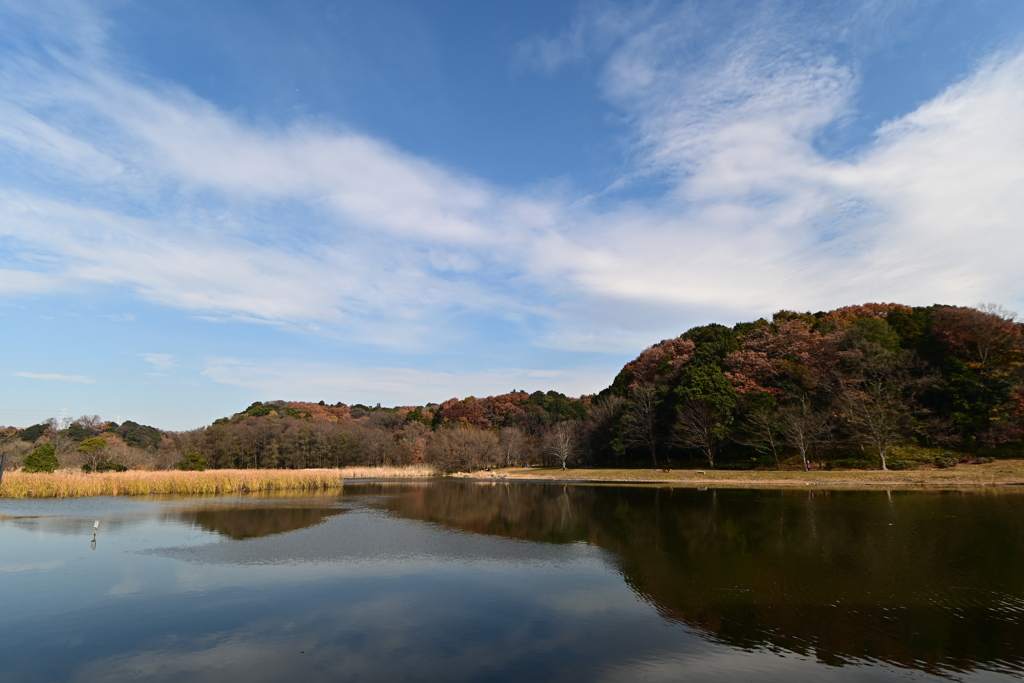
[368,481,1024,677]
[174,505,345,539]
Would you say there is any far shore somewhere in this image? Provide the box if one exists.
[5,461,1024,498]
[469,460,1024,489]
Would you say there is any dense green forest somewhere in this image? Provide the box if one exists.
[3,303,1022,473]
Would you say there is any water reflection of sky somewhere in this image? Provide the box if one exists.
[0,487,1020,682]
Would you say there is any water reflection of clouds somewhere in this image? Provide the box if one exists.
[70,562,672,683]
[107,570,146,597]
[0,513,158,536]
[0,559,65,573]
[71,634,296,683]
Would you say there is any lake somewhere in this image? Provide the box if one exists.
[2,481,1023,681]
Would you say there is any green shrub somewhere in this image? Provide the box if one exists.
[934,454,958,468]
[66,423,94,441]
[176,452,207,471]
[81,460,128,473]
[77,437,108,454]
[19,423,47,443]
[886,459,915,470]
[23,444,59,473]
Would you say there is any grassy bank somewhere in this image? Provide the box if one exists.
[490,460,1024,489]
[0,465,434,498]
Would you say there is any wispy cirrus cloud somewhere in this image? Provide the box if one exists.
[12,371,95,383]
[141,353,176,370]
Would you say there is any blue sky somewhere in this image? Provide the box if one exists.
[3,0,1024,430]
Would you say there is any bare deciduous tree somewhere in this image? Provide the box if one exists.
[622,384,660,468]
[735,404,783,469]
[580,395,625,466]
[673,400,725,469]
[547,421,577,470]
[839,354,932,471]
[778,397,832,471]
[499,426,527,467]
[426,426,500,473]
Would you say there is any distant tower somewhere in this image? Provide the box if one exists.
[58,408,70,430]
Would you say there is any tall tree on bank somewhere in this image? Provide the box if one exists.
[836,320,934,470]
[548,422,577,470]
[621,384,661,468]
[778,397,832,471]
[672,358,737,469]
[735,395,784,469]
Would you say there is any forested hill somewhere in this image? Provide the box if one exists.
[4,303,1023,473]
[597,302,1024,470]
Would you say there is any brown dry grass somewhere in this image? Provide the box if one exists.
[335,464,433,480]
[491,460,1024,489]
[0,465,434,498]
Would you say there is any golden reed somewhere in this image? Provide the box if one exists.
[0,465,434,498]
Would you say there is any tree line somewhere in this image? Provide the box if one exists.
[3,302,1022,472]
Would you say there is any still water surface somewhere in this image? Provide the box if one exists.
[2,481,1023,681]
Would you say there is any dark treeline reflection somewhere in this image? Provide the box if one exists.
[172,504,345,539]
[362,481,1024,676]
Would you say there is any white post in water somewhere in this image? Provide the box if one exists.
[92,520,99,550]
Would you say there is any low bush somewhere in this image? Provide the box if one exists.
[886,459,915,470]
[176,452,207,471]
[23,444,59,473]
[934,454,959,468]
[82,461,129,473]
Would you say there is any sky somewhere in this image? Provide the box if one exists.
[2,0,1024,430]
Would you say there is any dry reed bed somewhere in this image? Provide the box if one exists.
[0,465,434,498]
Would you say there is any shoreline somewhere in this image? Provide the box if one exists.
[4,461,1024,497]
[472,460,1024,490]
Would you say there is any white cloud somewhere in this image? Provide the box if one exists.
[202,359,610,404]
[141,353,176,370]
[513,3,638,75]
[1,0,1023,362]
[528,4,1024,321]
[12,372,95,383]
